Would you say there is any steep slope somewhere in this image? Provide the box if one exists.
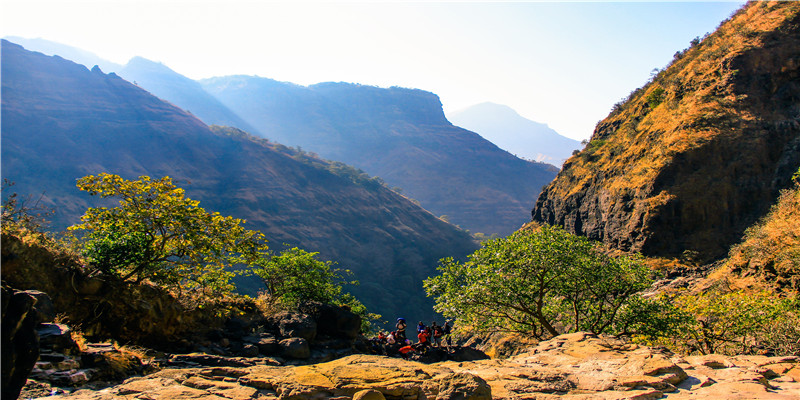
[2,38,257,134]
[201,77,559,236]
[447,102,581,165]
[533,1,800,262]
[116,57,259,133]
[3,36,123,72]
[0,39,478,322]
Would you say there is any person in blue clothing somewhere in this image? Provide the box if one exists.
[416,321,426,334]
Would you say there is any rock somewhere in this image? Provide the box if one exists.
[448,346,491,362]
[241,344,259,357]
[302,302,362,339]
[435,372,492,400]
[256,336,279,355]
[352,388,386,400]
[37,323,78,353]
[22,290,56,323]
[27,332,800,400]
[1,285,40,400]
[276,312,317,341]
[280,337,311,359]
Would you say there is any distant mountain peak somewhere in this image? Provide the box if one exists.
[447,103,580,165]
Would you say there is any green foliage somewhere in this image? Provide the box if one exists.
[645,87,666,108]
[658,289,800,356]
[424,225,665,339]
[69,173,268,298]
[792,166,800,186]
[249,246,379,332]
[1,179,53,239]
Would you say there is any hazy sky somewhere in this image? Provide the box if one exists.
[2,1,745,141]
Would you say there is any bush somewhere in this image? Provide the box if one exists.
[424,225,674,339]
[657,288,800,356]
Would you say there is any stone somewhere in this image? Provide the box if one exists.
[352,388,386,400]
[280,337,311,359]
[37,323,77,353]
[256,336,279,355]
[22,290,56,323]
[241,344,259,357]
[435,372,492,400]
[1,285,41,400]
[277,312,317,341]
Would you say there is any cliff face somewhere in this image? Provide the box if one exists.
[533,2,800,261]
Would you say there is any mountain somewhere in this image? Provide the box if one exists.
[116,57,260,133]
[447,102,581,165]
[532,1,800,262]
[2,38,258,134]
[201,77,559,236]
[0,39,479,322]
[3,36,123,72]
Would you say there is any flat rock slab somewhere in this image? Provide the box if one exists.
[42,333,800,400]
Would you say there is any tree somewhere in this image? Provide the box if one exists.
[251,246,354,307]
[70,173,267,297]
[424,225,660,339]
[250,246,379,332]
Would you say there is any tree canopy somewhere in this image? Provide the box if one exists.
[70,173,267,296]
[424,225,667,339]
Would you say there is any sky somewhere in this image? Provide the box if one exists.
[1,1,746,141]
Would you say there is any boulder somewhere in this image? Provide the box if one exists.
[256,336,279,355]
[1,285,40,400]
[435,372,492,400]
[22,290,56,324]
[280,337,310,359]
[302,302,362,339]
[276,312,317,341]
[37,323,78,353]
[353,389,386,400]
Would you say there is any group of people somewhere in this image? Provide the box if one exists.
[371,318,453,359]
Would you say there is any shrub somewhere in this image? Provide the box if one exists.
[424,225,674,339]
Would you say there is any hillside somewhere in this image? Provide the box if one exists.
[533,1,800,262]
[1,38,258,135]
[0,39,478,322]
[447,102,581,165]
[201,77,559,236]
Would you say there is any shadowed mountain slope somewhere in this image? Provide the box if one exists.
[201,77,559,236]
[2,38,258,134]
[447,102,581,165]
[533,1,800,262]
[1,39,478,322]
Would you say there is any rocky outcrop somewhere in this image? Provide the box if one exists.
[40,332,800,399]
[2,285,41,400]
[533,2,800,262]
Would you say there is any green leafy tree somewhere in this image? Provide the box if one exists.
[70,173,267,297]
[250,246,379,331]
[424,225,666,339]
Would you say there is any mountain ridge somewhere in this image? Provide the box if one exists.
[202,76,559,236]
[0,39,478,322]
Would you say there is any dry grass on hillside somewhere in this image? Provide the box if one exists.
[557,2,800,202]
[721,183,800,292]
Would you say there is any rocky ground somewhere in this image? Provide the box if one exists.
[23,332,800,400]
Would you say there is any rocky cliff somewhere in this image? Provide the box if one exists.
[533,1,800,262]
